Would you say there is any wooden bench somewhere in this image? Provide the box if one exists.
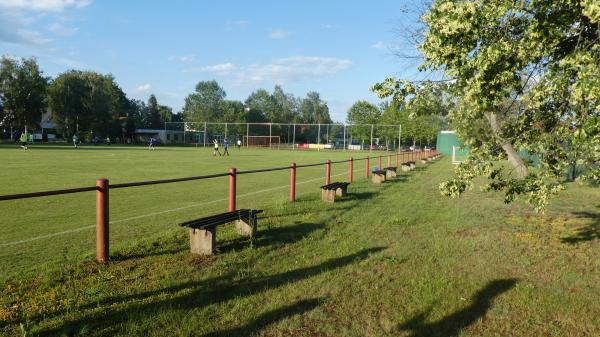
[179,209,263,255]
[372,170,386,183]
[382,166,397,178]
[320,182,350,202]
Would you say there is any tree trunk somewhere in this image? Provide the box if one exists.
[486,112,528,178]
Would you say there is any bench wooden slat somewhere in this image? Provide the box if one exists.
[180,209,263,229]
[320,182,350,190]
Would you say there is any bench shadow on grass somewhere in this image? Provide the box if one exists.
[396,278,518,337]
[217,221,325,254]
[218,190,383,253]
[561,211,600,244]
[39,247,385,336]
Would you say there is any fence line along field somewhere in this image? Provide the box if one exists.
[0,144,391,280]
[1,144,599,336]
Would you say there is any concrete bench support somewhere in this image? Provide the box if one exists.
[235,219,255,236]
[335,185,347,197]
[401,164,411,172]
[420,159,428,164]
[372,172,386,183]
[385,170,397,179]
[189,227,216,255]
[321,188,336,202]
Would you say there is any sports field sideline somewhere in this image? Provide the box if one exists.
[0,144,389,280]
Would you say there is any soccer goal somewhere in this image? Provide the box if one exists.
[452,146,468,165]
[243,136,281,148]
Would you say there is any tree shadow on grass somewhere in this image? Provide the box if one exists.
[200,298,323,337]
[39,247,385,336]
[561,211,600,244]
[396,278,518,337]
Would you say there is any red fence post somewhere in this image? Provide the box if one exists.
[395,152,398,167]
[365,157,369,178]
[290,162,296,202]
[378,156,382,169]
[325,160,331,185]
[349,157,353,183]
[228,168,236,212]
[387,154,391,167]
[96,178,109,263]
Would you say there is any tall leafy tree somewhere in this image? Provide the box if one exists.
[182,80,226,122]
[272,85,300,122]
[146,94,162,128]
[245,89,278,122]
[299,91,332,143]
[158,104,173,124]
[0,56,48,129]
[373,0,600,211]
[300,91,332,124]
[48,70,118,136]
[346,100,381,144]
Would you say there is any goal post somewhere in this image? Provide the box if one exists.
[243,136,281,148]
[452,145,468,165]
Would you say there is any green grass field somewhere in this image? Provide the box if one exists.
[1,144,599,336]
[0,144,380,279]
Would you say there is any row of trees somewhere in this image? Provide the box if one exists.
[0,57,334,140]
[179,80,334,143]
[346,83,451,147]
[182,80,332,125]
[0,56,174,139]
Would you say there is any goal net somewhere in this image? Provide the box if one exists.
[243,136,281,148]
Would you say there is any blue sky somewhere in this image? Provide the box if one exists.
[0,0,429,122]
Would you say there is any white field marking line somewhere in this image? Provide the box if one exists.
[0,169,361,248]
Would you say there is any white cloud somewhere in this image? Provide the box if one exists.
[370,41,385,49]
[0,27,52,45]
[243,56,352,83]
[269,29,290,39]
[185,62,236,75]
[227,20,249,27]
[0,1,88,46]
[135,83,151,93]
[178,55,195,62]
[169,55,196,62]
[0,0,92,12]
[321,23,333,29]
[184,57,352,85]
[229,56,352,85]
[48,22,78,36]
[49,56,86,68]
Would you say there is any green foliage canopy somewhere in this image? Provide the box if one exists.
[373,0,600,212]
[0,56,48,129]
